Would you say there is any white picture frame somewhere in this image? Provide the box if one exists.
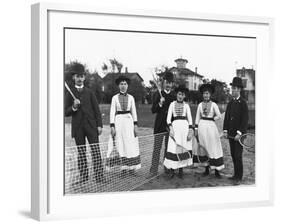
[31,2,274,221]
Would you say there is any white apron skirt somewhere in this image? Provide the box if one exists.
[198,119,224,170]
[115,113,141,170]
[163,119,193,169]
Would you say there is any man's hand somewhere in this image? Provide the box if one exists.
[159,97,165,106]
[234,134,241,141]
[111,127,116,138]
[169,127,174,138]
[73,99,81,109]
[98,127,102,135]
[134,125,138,137]
[187,129,194,141]
[223,131,228,139]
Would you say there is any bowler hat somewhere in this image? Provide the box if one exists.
[115,75,131,85]
[199,83,215,94]
[230,77,244,88]
[163,71,174,82]
[175,84,189,94]
[70,63,85,76]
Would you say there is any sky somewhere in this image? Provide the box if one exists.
[65,28,256,86]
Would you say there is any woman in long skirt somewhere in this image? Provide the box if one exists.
[194,83,224,178]
[110,75,141,176]
[163,85,193,179]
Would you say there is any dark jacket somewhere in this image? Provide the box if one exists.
[223,97,249,137]
[65,87,103,138]
[151,90,176,133]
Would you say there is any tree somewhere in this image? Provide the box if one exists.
[107,58,123,73]
[210,79,228,103]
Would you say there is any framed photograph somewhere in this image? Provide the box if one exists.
[31,2,274,221]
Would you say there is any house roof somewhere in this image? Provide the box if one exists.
[169,67,204,78]
[236,68,255,82]
[103,72,144,82]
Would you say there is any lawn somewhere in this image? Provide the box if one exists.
[65,103,255,129]
[64,109,255,194]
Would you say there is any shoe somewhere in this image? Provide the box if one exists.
[233,179,242,186]
[228,176,237,181]
[215,170,222,179]
[168,169,175,179]
[202,166,210,177]
[178,168,183,179]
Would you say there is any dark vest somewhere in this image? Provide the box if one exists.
[151,90,176,133]
[223,97,249,137]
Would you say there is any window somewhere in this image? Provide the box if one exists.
[242,79,247,88]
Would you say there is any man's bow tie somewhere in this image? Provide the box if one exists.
[76,87,83,92]
[120,92,127,96]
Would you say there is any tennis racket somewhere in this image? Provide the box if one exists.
[221,133,255,153]
[193,136,209,164]
[106,136,121,170]
[169,135,192,162]
[64,82,77,100]
[152,73,163,98]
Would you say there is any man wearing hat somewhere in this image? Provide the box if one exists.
[150,71,176,175]
[65,62,105,183]
[223,77,249,185]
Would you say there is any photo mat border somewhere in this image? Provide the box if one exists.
[31,2,274,221]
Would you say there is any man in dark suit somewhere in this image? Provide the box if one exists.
[223,77,249,185]
[149,72,176,175]
[65,63,105,183]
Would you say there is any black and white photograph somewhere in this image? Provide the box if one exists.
[64,28,256,194]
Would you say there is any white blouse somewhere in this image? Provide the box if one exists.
[110,93,138,125]
[166,101,193,127]
[195,101,221,126]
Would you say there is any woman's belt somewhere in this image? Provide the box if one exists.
[173,116,187,121]
[201,117,214,121]
[116,111,131,115]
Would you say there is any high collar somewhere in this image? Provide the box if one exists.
[163,89,171,94]
[176,100,184,104]
[233,96,240,101]
[75,84,84,89]
[119,91,127,96]
[203,100,211,103]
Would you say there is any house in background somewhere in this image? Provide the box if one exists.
[236,67,255,104]
[102,67,145,103]
[168,58,204,91]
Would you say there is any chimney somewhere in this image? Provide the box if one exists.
[125,67,128,73]
[195,67,198,73]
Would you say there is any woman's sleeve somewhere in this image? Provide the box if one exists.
[110,96,116,127]
[166,102,173,126]
[195,104,201,129]
[186,104,193,128]
[213,103,222,121]
[130,96,138,125]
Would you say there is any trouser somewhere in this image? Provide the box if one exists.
[74,124,103,181]
[229,138,243,180]
[150,131,169,173]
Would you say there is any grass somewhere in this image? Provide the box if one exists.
[65,103,255,129]
[64,111,255,193]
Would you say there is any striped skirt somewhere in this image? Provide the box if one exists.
[197,119,224,170]
[163,119,193,169]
